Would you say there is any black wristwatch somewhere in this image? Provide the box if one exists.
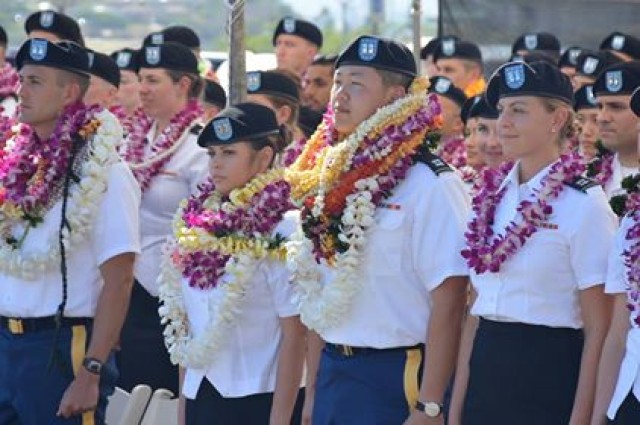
[415,400,443,418]
[82,357,103,375]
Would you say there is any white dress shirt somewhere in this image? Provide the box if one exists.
[604,154,637,199]
[317,162,471,348]
[134,123,209,296]
[181,212,300,399]
[605,216,640,418]
[470,161,617,328]
[0,161,141,318]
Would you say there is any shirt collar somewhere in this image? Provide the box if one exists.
[499,160,556,193]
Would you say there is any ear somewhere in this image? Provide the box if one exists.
[551,107,571,133]
[255,145,275,172]
[177,75,191,96]
[61,80,82,107]
[275,104,292,126]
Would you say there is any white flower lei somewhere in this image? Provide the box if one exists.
[286,77,433,332]
[158,221,259,369]
[0,109,121,279]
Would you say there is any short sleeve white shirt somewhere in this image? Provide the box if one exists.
[181,211,300,399]
[604,154,637,199]
[605,216,640,418]
[470,162,618,328]
[0,161,141,318]
[317,163,471,348]
[134,123,209,296]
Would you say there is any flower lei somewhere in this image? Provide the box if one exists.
[461,153,585,274]
[622,183,640,326]
[459,165,479,184]
[585,143,614,187]
[437,135,467,169]
[158,169,294,368]
[281,137,307,167]
[0,106,122,279]
[120,100,202,192]
[0,63,19,99]
[285,77,442,332]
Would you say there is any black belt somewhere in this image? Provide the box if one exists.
[0,316,92,335]
[325,342,424,357]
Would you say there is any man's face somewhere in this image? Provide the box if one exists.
[436,95,463,138]
[18,64,67,129]
[116,70,141,113]
[274,34,316,76]
[435,58,477,90]
[331,65,398,135]
[596,93,640,153]
[84,75,116,108]
[302,64,334,111]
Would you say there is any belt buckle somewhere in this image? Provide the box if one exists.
[339,344,354,357]
[7,319,24,334]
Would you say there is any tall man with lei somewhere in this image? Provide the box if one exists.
[286,35,471,425]
[592,87,640,425]
[116,42,209,395]
[158,103,306,424]
[0,39,140,423]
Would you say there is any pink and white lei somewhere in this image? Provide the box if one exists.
[120,100,202,192]
[623,190,640,326]
[462,153,585,274]
[438,135,467,169]
[0,63,19,99]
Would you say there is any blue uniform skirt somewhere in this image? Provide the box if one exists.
[462,318,583,425]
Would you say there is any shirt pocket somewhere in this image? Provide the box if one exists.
[367,208,406,272]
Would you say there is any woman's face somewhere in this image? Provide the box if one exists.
[576,109,599,161]
[496,96,557,161]
[138,68,186,120]
[476,117,505,169]
[464,118,485,169]
[207,141,272,196]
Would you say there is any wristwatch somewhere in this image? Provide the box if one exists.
[82,357,103,375]
[415,400,443,418]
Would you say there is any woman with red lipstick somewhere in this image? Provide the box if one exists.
[117,41,209,395]
[450,61,617,425]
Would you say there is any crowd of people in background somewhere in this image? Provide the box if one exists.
[0,7,638,425]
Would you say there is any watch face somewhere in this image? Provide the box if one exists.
[424,402,441,417]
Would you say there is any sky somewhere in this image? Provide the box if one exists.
[281,0,438,26]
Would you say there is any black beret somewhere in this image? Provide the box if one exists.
[110,48,139,72]
[428,76,467,108]
[298,106,323,138]
[509,51,558,67]
[420,36,458,60]
[433,39,482,64]
[273,17,323,48]
[593,61,640,96]
[511,32,560,55]
[15,38,89,77]
[0,26,6,45]
[485,61,573,107]
[247,70,299,103]
[573,85,598,111]
[198,103,281,147]
[139,42,198,74]
[559,46,583,69]
[631,87,640,117]
[203,79,227,109]
[461,95,498,125]
[336,35,416,78]
[161,26,200,49]
[87,50,120,88]
[25,10,84,46]
[575,50,623,78]
[600,32,640,60]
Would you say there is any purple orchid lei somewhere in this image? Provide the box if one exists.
[121,99,202,192]
[0,102,100,217]
[623,190,640,326]
[281,137,307,167]
[437,134,467,169]
[0,63,19,99]
[178,175,294,290]
[462,153,585,274]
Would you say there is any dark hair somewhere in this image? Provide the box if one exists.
[55,69,90,99]
[375,68,414,90]
[311,54,338,68]
[248,128,291,167]
[166,69,203,99]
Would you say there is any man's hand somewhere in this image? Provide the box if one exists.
[301,388,314,425]
[56,370,99,418]
[403,410,444,425]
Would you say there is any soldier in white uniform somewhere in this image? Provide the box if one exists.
[449,61,618,425]
[0,38,140,424]
[592,87,640,425]
[116,41,209,395]
[286,35,470,425]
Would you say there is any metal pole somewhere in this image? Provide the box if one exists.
[411,0,421,75]
[228,0,246,105]
[437,0,443,38]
